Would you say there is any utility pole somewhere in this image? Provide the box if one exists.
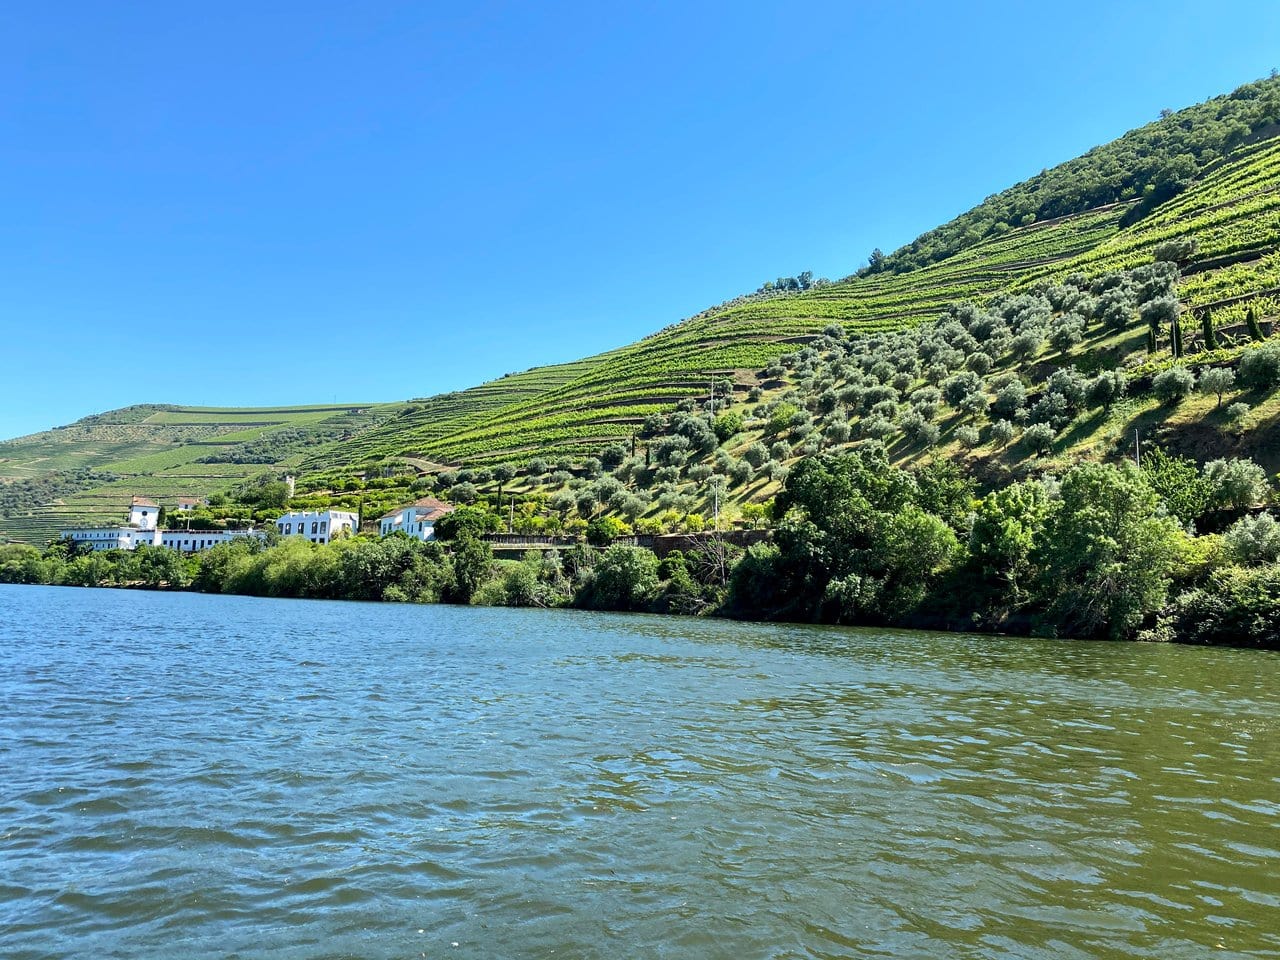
[709,378,715,417]
[1134,429,1141,469]
[509,496,515,533]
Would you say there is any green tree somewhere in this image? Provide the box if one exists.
[449,535,493,604]
[1246,306,1265,342]
[1153,366,1195,405]
[492,463,518,501]
[1035,463,1181,638]
[1204,457,1270,510]
[435,506,500,540]
[1201,310,1219,350]
[963,479,1053,613]
[580,545,660,611]
[586,515,628,546]
[1085,371,1126,410]
[1197,367,1235,409]
[1140,448,1212,525]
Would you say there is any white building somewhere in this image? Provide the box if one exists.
[159,529,257,553]
[62,496,257,554]
[275,509,359,544]
[129,496,160,530]
[175,497,206,512]
[60,526,161,552]
[378,497,454,540]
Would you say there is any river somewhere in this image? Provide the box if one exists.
[1,584,1277,958]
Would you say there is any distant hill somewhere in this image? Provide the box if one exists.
[5,74,1280,542]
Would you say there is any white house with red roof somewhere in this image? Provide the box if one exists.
[378,497,454,541]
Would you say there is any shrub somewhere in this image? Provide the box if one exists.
[991,381,1027,420]
[1205,458,1270,509]
[1152,366,1195,405]
[901,411,940,447]
[1022,422,1056,454]
[1239,342,1280,389]
[1085,371,1126,410]
[956,425,981,448]
[989,420,1016,447]
[743,441,770,468]
[1223,513,1280,564]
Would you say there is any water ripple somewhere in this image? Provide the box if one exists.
[1,585,1278,959]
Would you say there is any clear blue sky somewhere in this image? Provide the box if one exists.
[2,2,1277,439]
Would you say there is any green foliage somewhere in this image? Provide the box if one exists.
[1035,463,1181,639]
[730,451,959,624]
[579,545,660,611]
[435,506,501,540]
[1197,367,1236,408]
[1223,513,1280,564]
[1239,342,1280,389]
[1204,458,1271,509]
[1152,366,1195,405]
[1140,448,1213,526]
[1147,563,1280,648]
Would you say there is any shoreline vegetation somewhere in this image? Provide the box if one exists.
[3,447,1278,650]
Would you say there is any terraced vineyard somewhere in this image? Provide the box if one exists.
[331,142,1277,467]
[0,404,407,542]
[6,75,1280,541]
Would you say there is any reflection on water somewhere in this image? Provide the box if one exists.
[1,585,1277,959]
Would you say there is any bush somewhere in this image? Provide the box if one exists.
[956,425,981,448]
[1223,513,1280,564]
[1227,401,1251,425]
[1147,564,1280,649]
[991,381,1027,420]
[1239,342,1280,389]
[1022,422,1056,454]
[1152,366,1195,405]
[579,546,660,611]
[1085,371,1126,410]
[989,420,1016,447]
[1205,458,1270,509]
[900,411,940,447]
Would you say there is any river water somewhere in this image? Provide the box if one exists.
[1,584,1277,959]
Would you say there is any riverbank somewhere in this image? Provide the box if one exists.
[4,450,1278,649]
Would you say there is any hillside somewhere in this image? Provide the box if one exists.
[5,74,1280,543]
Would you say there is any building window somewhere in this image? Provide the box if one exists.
[311,521,318,534]
[285,523,292,534]
[320,521,327,532]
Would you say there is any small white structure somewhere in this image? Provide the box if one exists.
[378,497,454,540]
[275,509,359,544]
[175,497,206,513]
[129,497,160,530]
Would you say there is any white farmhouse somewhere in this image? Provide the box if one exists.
[378,497,454,540]
[175,497,206,512]
[275,509,359,544]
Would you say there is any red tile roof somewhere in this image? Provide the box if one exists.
[131,496,159,507]
[411,496,454,511]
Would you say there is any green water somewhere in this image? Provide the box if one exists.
[2,584,1277,958]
